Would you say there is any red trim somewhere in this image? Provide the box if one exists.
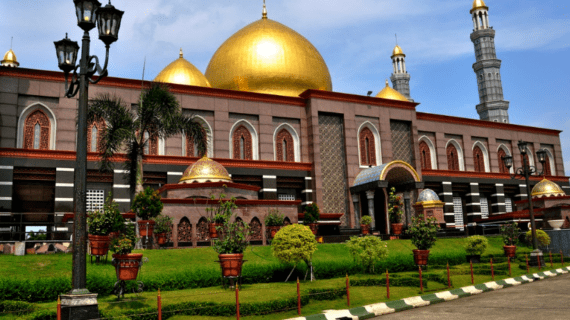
[421,169,569,182]
[158,182,261,193]
[299,89,419,110]
[416,112,561,136]
[161,198,302,206]
[298,213,344,219]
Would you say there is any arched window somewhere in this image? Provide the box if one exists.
[359,127,376,166]
[23,110,50,150]
[249,217,262,241]
[186,132,206,157]
[473,146,485,172]
[143,131,158,155]
[544,154,552,176]
[498,148,509,174]
[275,128,294,162]
[232,125,253,160]
[87,118,105,153]
[177,217,192,244]
[419,141,432,170]
[447,144,460,171]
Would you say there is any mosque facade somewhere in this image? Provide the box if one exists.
[0,1,568,241]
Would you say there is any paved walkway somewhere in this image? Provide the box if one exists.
[373,273,570,320]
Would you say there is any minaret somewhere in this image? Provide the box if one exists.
[1,37,19,68]
[470,0,509,123]
[390,43,412,101]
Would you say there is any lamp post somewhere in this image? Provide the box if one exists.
[54,1,123,319]
[502,141,547,266]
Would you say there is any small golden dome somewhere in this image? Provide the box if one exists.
[205,14,332,97]
[471,0,488,13]
[154,49,211,87]
[376,80,408,101]
[391,45,405,58]
[1,49,19,67]
[179,156,232,184]
[531,178,566,198]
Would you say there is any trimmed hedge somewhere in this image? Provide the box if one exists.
[0,300,34,316]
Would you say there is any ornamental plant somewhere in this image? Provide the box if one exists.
[265,209,285,227]
[206,193,230,224]
[272,224,318,281]
[388,187,404,224]
[132,187,163,220]
[465,235,489,256]
[346,236,388,273]
[525,229,551,247]
[110,223,137,255]
[303,203,320,224]
[212,197,252,254]
[152,215,173,234]
[360,215,373,226]
[104,194,125,233]
[500,221,520,246]
[406,214,439,250]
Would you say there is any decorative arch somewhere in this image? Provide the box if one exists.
[17,103,57,150]
[184,116,213,157]
[196,217,209,241]
[273,123,300,162]
[542,148,556,176]
[357,121,382,168]
[249,217,262,241]
[379,160,421,182]
[418,136,437,170]
[283,217,291,226]
[87,117,106,152]
[497,144,513,174]
[472,141,490,172]
[445,139,464,171]
[177,217,192,244]
[229,120,258,160]
[143,130,159,155]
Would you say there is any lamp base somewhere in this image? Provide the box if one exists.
[60,293,99,320]
[529,250,546,268]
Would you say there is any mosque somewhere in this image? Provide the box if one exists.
[0,0,568,244]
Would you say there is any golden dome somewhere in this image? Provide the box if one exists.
[205,11,332,97]
[471,0,488,13]
[1,49,19,67]
[531,179,566,198]
[376,80,408,101]
[154,49,211,87]
[392,45,405,58]
[179,156,232,184]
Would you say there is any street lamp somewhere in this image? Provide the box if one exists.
[502,140,547,266]
[54,1,123,319]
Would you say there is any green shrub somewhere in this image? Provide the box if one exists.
[346,236,388,273]
[27,309,57,320]
[465,235,489,256]
[500,221,520,246]
[0,300,34,316]
[303,203,320,224]
[525,229,551,247]
[406,215,439,250]
[132,187,163,220]
[265,209,285,226]
[360,215,372,225]
[272,224,317,265]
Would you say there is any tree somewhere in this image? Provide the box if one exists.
[272,224,318,281]
[346,236,388,273]
[87,83,208,195]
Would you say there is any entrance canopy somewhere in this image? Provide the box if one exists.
[350,160,423,193]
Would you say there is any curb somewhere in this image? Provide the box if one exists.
[286,266,570,320]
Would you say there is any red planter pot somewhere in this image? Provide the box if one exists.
[361,224,370,235]
[218,253,244,278]
[88,234,110,256]
[503,245,517,258]
[209,223,221,239]
[137,220,156,237]
[413,249,430,266]
[112,253,143,281]
[308,223,318,235]
[267,226,281,239]
[156,232,167,245]
[391,223,403,235]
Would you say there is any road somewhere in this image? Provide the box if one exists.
[373,273,570,320]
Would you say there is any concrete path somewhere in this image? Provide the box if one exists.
[373,273,570,320]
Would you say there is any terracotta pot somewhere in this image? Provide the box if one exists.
[267,226,281,238]
[218,253,244,277]
[413,249,430,266]
[112,253,143,281]
[137,220,156,237]
[361,224,370,235]
[308,223,318,235]
[209,223,222,239]
[391,223,404,235]
[156,232,167,245]
[88,234,110,256]
[503,245,517,258]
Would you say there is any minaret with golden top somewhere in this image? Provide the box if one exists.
[389,38,412,101]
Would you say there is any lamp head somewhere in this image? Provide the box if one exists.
[517,140,528,155]
[73,0,102,31]
[97,1,124,46]
[536,149,547,165]
[502,155,513,170]
[54,33,79,73]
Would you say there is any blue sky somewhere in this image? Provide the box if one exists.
[1,0,569,176]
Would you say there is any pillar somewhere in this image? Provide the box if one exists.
[365,190,376,230]
[490,183,506,215]
[261,175,277,200]
[439,182,456,228]
[465,182,481,232]
[352,194,360,226]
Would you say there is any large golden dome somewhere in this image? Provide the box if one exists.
[376,80,408,101]
[531,179,566,198]
[154,49,211,87]
[179,156,232,184]
[205,12,332,97]
[1,49,19,67]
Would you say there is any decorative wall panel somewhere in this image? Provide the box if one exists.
[390,120,414,165]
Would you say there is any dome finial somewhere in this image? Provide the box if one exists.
[385,79,389,87]
[262,0,267,19]
[179,48,183,58]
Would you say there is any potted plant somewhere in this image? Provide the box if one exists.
[107,195,125,240]
[500,221,520,258]
[206,193,231,239]
[360,215,373,235]
[87,197,114,256]
[212,197,251,277]
[303,203,320,235]
[406,214,439,266]
[111,224,142,281]
[265,209,285,239]
[465,235,488,263]
[153,215,173,245]
[388,187,404,235]
[132,187,163,237]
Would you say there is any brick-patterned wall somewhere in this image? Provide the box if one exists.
[390,120,414,165]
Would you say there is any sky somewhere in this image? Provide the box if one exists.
[1,0,569,176]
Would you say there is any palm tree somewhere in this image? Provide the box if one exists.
[87,83,208,196]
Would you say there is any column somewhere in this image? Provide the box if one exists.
[0,165,14,213]
[365,190,376,230]
[514,184,528,202]
[54,167,75,213]
[404,191,411,226]
[352,194,360,226]
[465,182,481,227]
[301,176,314,213]
[490,183,506,215]
[113,169,131,212]
[439,182,455,228]
[260,175,277,200]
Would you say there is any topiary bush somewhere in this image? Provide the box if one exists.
[346,236,388,273]
[525,229,551,247]
[465,235,489,256]
[272,224,318,281]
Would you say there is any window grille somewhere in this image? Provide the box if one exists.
[480,197,489,219]
[453,197,464,230]
[278,194,295,201]
[505,198,513,213]
[87,189,105,212]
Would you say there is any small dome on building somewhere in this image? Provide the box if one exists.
[417,189,440,203]
[531,178,566,198]
[154,49,211,87]
[179,156,232,184]
[391,45,405,58]
[376,80,408,101]
[1,49,19,67]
